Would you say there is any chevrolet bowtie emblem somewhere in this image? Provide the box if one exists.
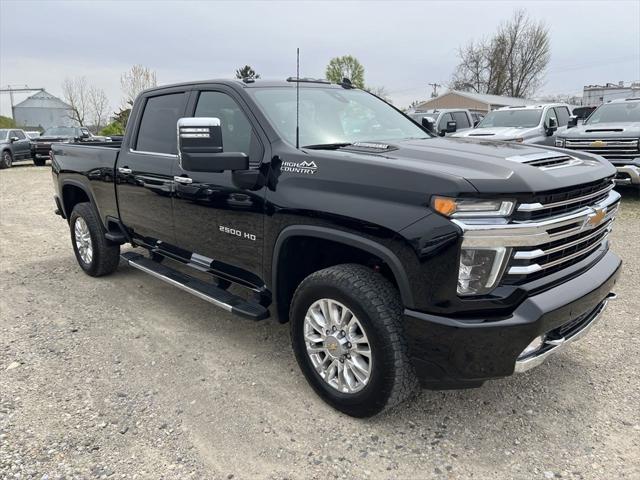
[590,140,607,148]
[587,207,606,227]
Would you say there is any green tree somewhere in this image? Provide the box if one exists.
[235,65,260,80]
[99,121,125,137]
[325,55,365,88]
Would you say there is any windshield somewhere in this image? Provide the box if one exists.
[249,87,428,147]
[476,109,542,128]
[43,127,76,136]
[0,129,8,140]
[585,101,640,124]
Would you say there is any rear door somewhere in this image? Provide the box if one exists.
[115,89,189,249]
[171,87,268,287]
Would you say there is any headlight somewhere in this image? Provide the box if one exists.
[432,197,515,218]
[555,138,565,147]
[457,247,509,295]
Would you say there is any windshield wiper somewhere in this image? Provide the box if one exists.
[302,142,352,150]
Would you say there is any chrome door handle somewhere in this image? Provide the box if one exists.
[174,176,193,184]
[118,167,132,174]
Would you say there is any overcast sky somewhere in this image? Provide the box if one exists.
[1,0,639,118]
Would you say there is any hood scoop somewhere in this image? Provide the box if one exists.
[343,142,397,153]
[505,152,584,170]
[585,128,624,132]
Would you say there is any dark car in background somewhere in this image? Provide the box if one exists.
[0,129,32,169]
[30,126,111,165]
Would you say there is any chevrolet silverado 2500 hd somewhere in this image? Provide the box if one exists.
[51,79,621,417]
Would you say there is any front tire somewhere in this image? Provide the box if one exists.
[290,264,418,417]
[1,150,12,169]
[69,203,120,277]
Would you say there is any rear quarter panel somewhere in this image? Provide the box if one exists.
[52,143,120,225]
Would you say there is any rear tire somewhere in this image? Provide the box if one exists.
[1,150,12,169]
[69,202,120,277]
[290,264,419,417]
[33,157,46,166]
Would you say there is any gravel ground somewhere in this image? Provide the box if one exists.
[1,163,639,480]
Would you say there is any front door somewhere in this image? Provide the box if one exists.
[115,90,189,248]
[11,130,31,159]
[172,88,268,287]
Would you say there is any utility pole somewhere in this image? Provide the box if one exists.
[428,82,441,98]
[0,86,44,118]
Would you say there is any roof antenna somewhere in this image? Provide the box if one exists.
[295,47,300,149]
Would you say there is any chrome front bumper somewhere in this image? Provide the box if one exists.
[514,292,617,373]
[615,165,640,185]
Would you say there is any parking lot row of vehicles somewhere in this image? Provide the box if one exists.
[0,126,110,168]
[409,98,640,187]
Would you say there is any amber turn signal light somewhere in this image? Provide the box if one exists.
[432,197,457,217]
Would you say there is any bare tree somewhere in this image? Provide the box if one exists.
[367,86,393,104]
[121,64,157,106]
[62,77,90,126]
[88,87,110,132]
[450,10,550,98]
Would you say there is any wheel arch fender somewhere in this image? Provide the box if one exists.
[271,225,415,313]
[60,179,103,227]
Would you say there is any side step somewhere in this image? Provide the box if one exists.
[121,252,269,321]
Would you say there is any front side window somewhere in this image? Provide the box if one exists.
[194,91,263,166]
[543,107,558,128]
[452,111,471,129]
[14,130,26,140]
[438,113,454,131]
[136,92,186,154]
[477,109,543,128]
[249,87,428,147]
[585,101,640,124]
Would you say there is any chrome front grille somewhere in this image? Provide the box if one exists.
[454,186,621,287]
[513,178,614,221]
[505,190,619,281]
[564,138,640,160]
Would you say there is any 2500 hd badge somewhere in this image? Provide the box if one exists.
[219,225,256,241]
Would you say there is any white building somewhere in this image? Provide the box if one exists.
[582,82,640,107]
[13,90,73,130]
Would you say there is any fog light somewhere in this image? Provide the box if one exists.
[518,335,545,359]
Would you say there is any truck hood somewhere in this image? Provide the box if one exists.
[452,126,537,140]
[34,135,73,142]
[558,122,640,139]
[332,137,615,194]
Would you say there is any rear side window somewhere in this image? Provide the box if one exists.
[136,93,186,154]
[452,111,471,129]
[554,107,570,126]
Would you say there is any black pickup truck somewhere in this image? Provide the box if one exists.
[51,79,621,417]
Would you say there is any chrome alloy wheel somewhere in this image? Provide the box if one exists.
[74,217,93,264]
[303,299,372,394]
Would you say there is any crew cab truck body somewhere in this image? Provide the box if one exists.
[556,97,640,188]
[51,79,621,417]
[453,103,573,145]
